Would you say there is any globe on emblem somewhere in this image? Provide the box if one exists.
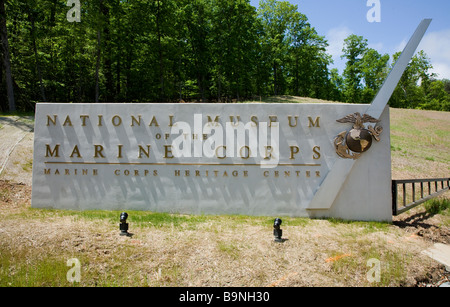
[345,129,373,153]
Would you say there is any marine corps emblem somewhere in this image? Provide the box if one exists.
[334,112,383,160]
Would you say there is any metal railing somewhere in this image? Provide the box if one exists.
[392,178,449,216]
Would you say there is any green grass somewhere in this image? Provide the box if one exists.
[327,246,413,287]
[0,250,78,287]
[13,207,312,231]
[390,109,450,166]
[1,103,448,287]
[425,198,450,216]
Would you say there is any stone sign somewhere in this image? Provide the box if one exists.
[31,102,392,221]
[31,19,432,222]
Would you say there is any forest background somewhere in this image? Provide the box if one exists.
[1,0,449,112]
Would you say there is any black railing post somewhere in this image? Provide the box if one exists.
[391,177,449,215]
[392,180,398,216]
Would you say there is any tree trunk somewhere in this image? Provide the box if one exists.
[156,0,165,102]
[95,30,101,102]
[0,0,16,111]
[29,10,46,102]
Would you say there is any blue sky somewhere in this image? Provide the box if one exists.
[249,0,450,79]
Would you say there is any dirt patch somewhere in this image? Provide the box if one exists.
[0,111,449,287]
[0,179,448,287]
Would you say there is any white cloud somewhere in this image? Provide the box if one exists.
[394,39,407,53]
[326,26,352,73]
[326,26,352,57]
[418,29,450,80]
[368,42,384,52]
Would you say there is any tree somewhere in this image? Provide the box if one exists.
[420,79,450,111]
[341,34,368,103]
[329,68,344,102]
[287,14,330,98]
[210,0,259,101]
[180,0,212,101]
[360,48,389,103]
[258,0,298,95]
[0,0,15,111]
[389,50,434,109]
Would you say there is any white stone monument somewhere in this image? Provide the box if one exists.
[31,19,432,222]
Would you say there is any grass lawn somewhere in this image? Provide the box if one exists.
[0,97,449,287]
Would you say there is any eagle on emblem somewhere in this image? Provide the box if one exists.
[334,112,383,159]
[336,112,380,130]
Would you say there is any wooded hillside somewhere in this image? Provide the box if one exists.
[0,0,449,112]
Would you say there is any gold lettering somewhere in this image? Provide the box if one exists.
[308,116,320,128]
[117,145,123,158]
[149,116,159,127]
[70,145,82,158]
[215,145,226,159]
[138,145,151,158]
[80,115,89,126]
[131,115,141,126]
[313,146,321,160]
[207,115,220,126]
[98,115,103,126]
[169,115,174,127]
[174,170,181,176]
[63,115,72,126]
[288,116,298,127]
[47,115,57,126]
[45,144,60,158]
[115,170,120,176]
[229,115,241,126]
[44,169,51,175]
[269,116,278,127]
[290,146,300,159]
[164,145,174,159]
[112,115,122,126]
[264,146,273,160]
[251,115,258,126]
[239,146,250,159]
[94,145,105,158]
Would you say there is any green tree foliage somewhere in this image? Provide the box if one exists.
[340,34,388,104]
[0,0,448,112]
[390,50,435,109]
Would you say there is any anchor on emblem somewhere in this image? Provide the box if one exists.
[334,112,383,160]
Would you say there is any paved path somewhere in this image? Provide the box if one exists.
[0,116,34,175]
[423,243,450,271]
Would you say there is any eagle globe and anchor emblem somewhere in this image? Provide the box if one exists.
[334,112,383,160]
